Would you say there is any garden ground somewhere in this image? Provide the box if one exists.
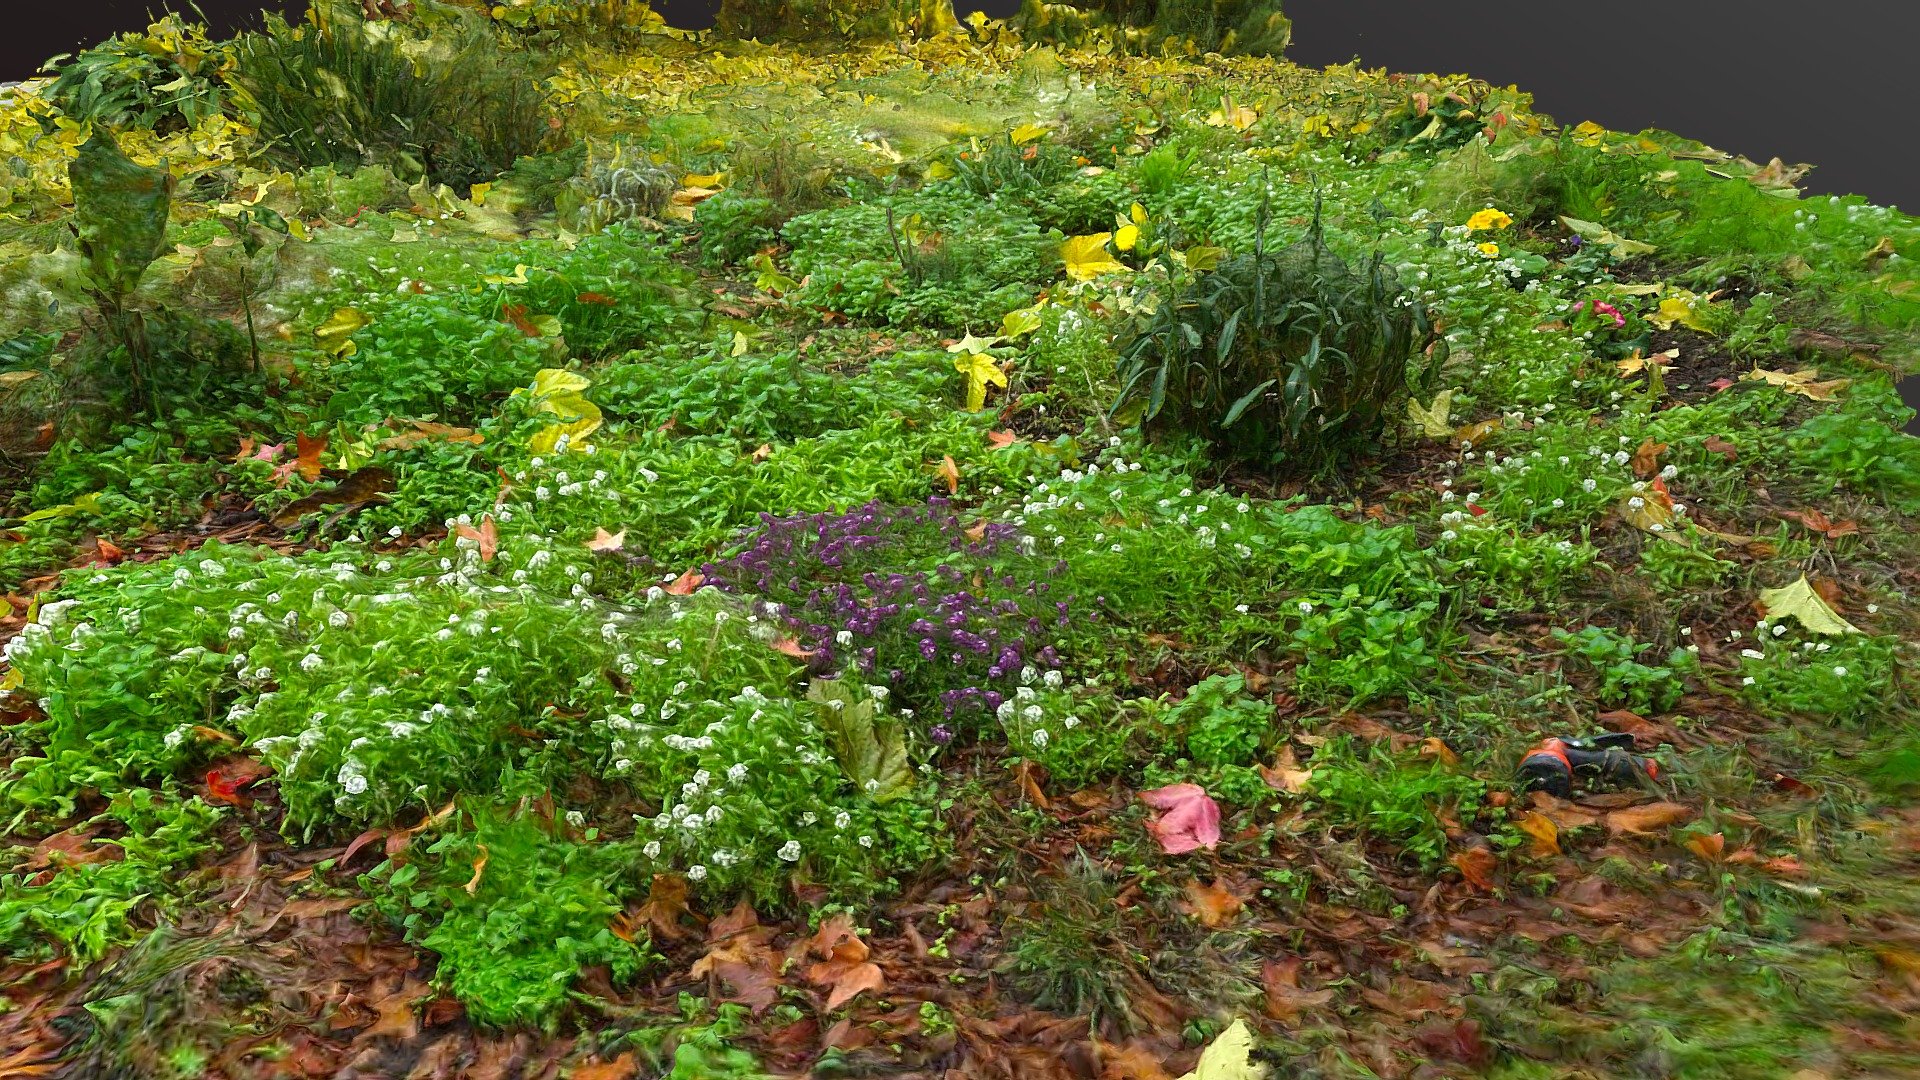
[1,3,1918,1077]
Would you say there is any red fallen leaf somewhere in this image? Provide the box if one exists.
[1138,783,1221,854]
[986,430,1019,450]
[770,636,817,659]
[295,432,328,482]
[1261,957,1334,1022]
[499,303,542,337]
[665,569,704,595]
[636,873,701,943]
[575,292,617,307]
[1703,435,1739,461]
[1782,508,1861,539]
[205,757,274,807]
[1449,846,1497,890]
[1761,855,1807,876]
[83,538,126,568]
[1708,377,1736,392]
[1770,772,1817,797]
[655,415,678,434]
[1466,503,1488,517]
[1415,1018,1490,1066]
[454,514,498,562]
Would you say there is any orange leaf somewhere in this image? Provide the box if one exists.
[1515,812,1561,857]
[454,514,497,562]
[986,430,1019,450]
[1683,831,1725,863]
[935,454,960,494]
[1606,801,1694,836]
[1783,508,1861,539]
[805,914,885,1011]
[463,844,489,895]
[568,1054,638,1080]
[295,433,328,482]
[751,443,773,462]
[639,873,701,943]
[665,569,704,595]
[204,757,273,807]
[1631,438,1668,480]
[1258,745,1313,794]
[770,636,817,659]
[1181,878,1246,928]
[1449,846,1498,891]
[585,527,626,552]
[499,303,542,337]
[1703,435,1739,461]
[1419,736,1459,766]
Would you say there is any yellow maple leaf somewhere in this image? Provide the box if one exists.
[1758,575,1860,634]
[314,307,369,358]
[514,369,603,454]
[1060,233,1129,281]
[953,351,1008,412]
[1177,1019,1265,1080]
[1407,389,1453,439]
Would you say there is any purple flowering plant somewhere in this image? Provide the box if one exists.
[701,498,1076,734]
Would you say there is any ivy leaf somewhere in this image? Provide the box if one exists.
[806,678,912,802]
[1060,233,1129,281]
[953,351,1008,412]
[1407,389,1453,439]
[1757,575,1861,635]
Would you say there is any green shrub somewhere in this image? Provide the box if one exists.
[1787,412,1920,512]
[1169,673,1274,768]
[1113,206,1442,472]
[41,16,229,134]
[695,191,781,267]
[229,8,551,189]
[1735,634,1902,723]
[1304,739,1484,868]
[1553,624,1695,714]
[315,294,551,425]
[1291,587,1447,706]
[1013,1,1291,56]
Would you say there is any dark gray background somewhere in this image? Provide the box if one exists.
[8,1,1918,424]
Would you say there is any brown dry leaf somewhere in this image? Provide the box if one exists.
[806,914,885,1012]
[1261,957,1334,1022]
[1527,791,1601,830]
[1594,708,1670,748]
[1606,801,1695,836]
[1449,847,1498,891]
[638,874,700,943]
[935,454,960,494]
[270,466,396,528]
[1340,713,1417,751]
[1516,812,1561,857]
[1782,508,1861,539]
[1181,878,1246,928]
[986,430,1019,450]
[1014,759,1051,809]
[665,568,704,595]
[1684,831,1726,863]
[1631,438,1669,480]
[1703,435,1739,461]
[463,844,489,895]
[375,420,483,451]
[586,527,626,552]
[363,978,429,1040]
[1419,736,1459,766]
[1096,1042,1173,1080]
[1259,745,1314,794]
[693,937,782,1013]
[567,1053,638,1080]
[751,443,773,462]
[964,521,989,541]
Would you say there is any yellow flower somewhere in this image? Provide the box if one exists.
[1478,242,1501,257]
[1466,208,1513,231]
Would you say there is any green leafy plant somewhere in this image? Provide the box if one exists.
[1114,200,1442,472]
[1291,587,1447,706]
[1168,673,1274,768]
[42,15,230,133]
[1554,624,1695,714]
[228,6,551,188]
[68,128,174,415]
[1304,738,1485,868]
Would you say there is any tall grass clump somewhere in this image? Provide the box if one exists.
[227,5,552,189]
[1113,198,1441,473]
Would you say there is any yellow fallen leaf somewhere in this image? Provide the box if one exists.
[1061,233,1129,281]
[1183,246,1227,271]
[1000,303,1045,338]
[681,171,726,189]
[1408,389,1453,439]
[1206,94,1258,132]
[1742,367,1850,401]
[513,369,603,454]
[664,185,721,222]
[0,370,41,389]
[482,263,530,286]
[1129,202,1148,226]
[1757,575,1860,635]
[1647,290,1720,334]
[1560,215,1655,258]
[1516,812,1561,857]
[1453,418,1501,448]
[469,182,491,206]
[1009,122,1048,144]
[925,160,955,181]
[1178,1018,1265,1080]
[1617,348,1678,377]
[1113,223,1140,252]
[731,330,750,357]
[1621,490,1675,533]
[314,307,369,358]
[954,351,1008,412]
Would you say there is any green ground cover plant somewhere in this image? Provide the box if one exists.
[0,3,1917,1077]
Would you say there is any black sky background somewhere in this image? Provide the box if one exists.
[6,1,1917,423]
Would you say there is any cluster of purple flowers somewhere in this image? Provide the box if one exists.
[701,499,1075,729]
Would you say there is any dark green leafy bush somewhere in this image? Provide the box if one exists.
[42,16,229,134]
[229,8,552,189]
[1013,1,1291,56]
[1114,207,1441,471]
[1169,673,1274,767]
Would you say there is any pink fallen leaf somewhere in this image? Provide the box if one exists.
[1139,783,1221,854]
